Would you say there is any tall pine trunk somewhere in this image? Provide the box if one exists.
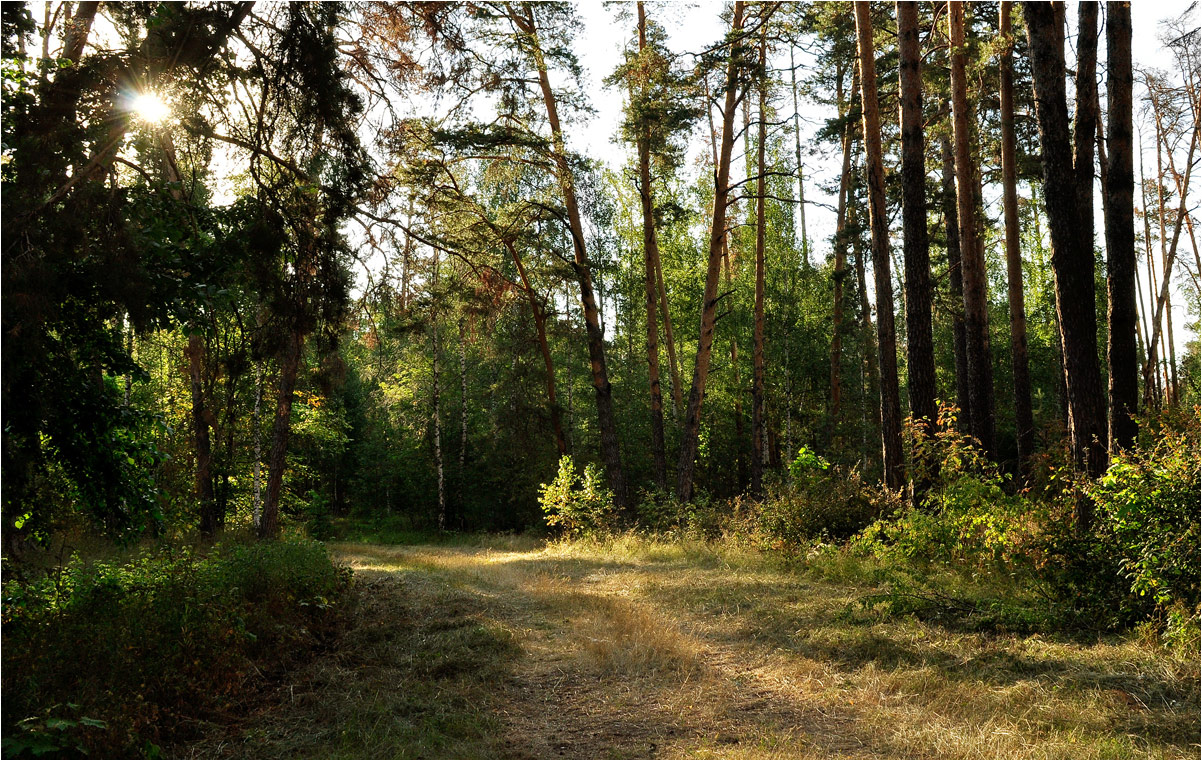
[855,2,904,490]
[940,131,971,424]
[677,1,746,502]
[897,1,937,492]
[751,27,769,497]
[950,1,995,456]
[1105,1,1139,452]
[513,6,628,509]
[999,1,1035,476]
[432,323,445,532]
[1025,1,1109,511]
[830,65,856,432]
[790,45,809,266]
[636,2,668,488]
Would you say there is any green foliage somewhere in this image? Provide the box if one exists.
[1089,411,1201,610]
[538,456,617,538]
[756,451,900,556]
[2,538,351,756]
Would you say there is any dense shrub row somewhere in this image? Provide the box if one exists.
[539,405,1201,641]
[2,538,351,758]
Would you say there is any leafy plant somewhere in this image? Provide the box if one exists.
[538,456,617,538]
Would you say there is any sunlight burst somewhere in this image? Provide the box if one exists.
[131,92,170,124]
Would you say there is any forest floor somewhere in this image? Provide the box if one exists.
[182,535,1199,759]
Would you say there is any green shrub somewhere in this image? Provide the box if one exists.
[2,538,351,757]
[853,406,1043,572]
[755,449,899,556]
[1089,411,1201,612]
[538,456,617,538]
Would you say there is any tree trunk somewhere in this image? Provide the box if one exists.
[1025,1,1109,503]
[676,0,745,502]
[751,26,769,497]
[514,5,628,509]
[855,2,904,491]
[505,241,568,457]
[1104,1,1139,452]
[830,64,856,433]
[940,132,971,424]
[186,333,217,536]
[1142,73,1198,405]
[458,320,468,514]
[654,244,683,416]
[897,0,937,493]
[950,1,995,456]
[252,362,264,529]
[851,189,881,467]
[1074,2,1099,258]
[999,1,1035,476]
[790,44,809,266]
[636,2,668,488]
[1153,108,1181,404]
[260,328,304,540]
[432,323,446,532]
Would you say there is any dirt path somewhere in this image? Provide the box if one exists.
[182,539,1199,759]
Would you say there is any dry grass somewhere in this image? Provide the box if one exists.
[179,535,1200,759]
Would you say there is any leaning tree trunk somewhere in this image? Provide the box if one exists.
[999,1,1035,477]
[897,0,937,495]
[1104,1,1139,452]
[513,5,628,509]
[855,2,904,491]
[949,1,995,456]
[635,2,668,488]
[1025,1,1109,525]
[751,26,769,497]
[505,241,567,456]
[676,1,746,502]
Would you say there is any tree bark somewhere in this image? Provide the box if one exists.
[505,240,567,456]
[1104,1,1139,452]
[751,26,769,497]
[185,333,217,536]
[432,324,446,532]
[636,2,668,488]
[512,4,628,509]
[790,44,809,266]
[940,131,970,424]
[897,1,937,492]
[259,328,304,540]
[676,1,746,502]
[999,1,1035,476]
[1025,1,1109,501]
[949,1,995,456]
[830,65,856,431]
[1074,2,1099,258]
[855,2,904,491]
[252,362,264,529]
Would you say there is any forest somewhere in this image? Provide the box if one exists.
[1,1,1199,758]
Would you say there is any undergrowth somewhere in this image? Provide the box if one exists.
[538,405,1200,646]
[1,537,351,758]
